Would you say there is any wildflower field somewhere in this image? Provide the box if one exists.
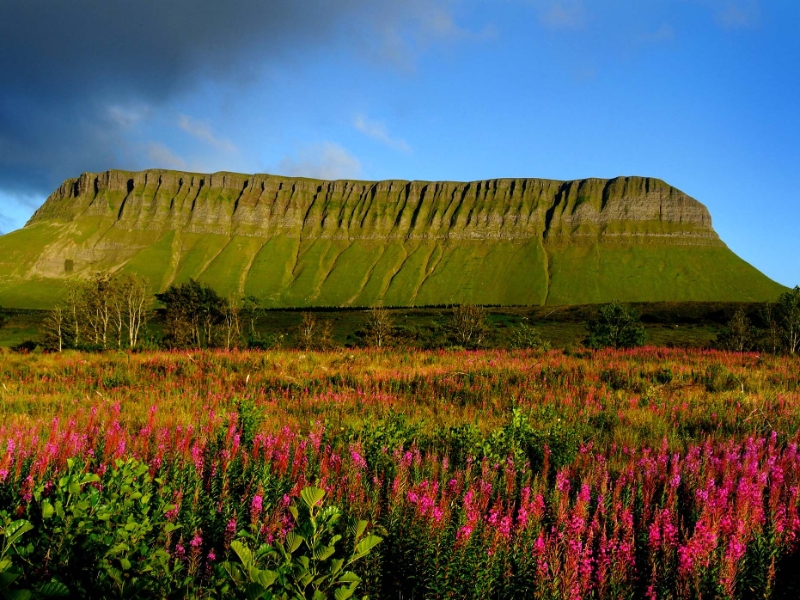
[1,347,800,598]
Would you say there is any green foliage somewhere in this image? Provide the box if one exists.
[776,286,800,354]
[585,301,647,349]
[235,396,265,450]
[356,411,422,471]
[441,408,581,472]
[222,487,381,600]
[157,278,227,348]
[508,318,546,350]
[716,308,755,352]
[447,305,489,349]
[701,363,742,393]
[31,458,180,598]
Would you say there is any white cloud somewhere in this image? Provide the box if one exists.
[278,143,362,180]
[353,115,411,152]
[537,1,586,30]
[146,142,187,170]
[639,23,675,44]
[365,1,496,71]
[106,104,151,130]
[715,1,760,29]
[177,114,238,153]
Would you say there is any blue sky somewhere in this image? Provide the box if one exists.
[1,0,797,286]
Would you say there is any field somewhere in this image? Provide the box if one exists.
[1,346,800,598]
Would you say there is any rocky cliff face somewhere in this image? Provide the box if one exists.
[29,170,721,245]
[1,169,782,309]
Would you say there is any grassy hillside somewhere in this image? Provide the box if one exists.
[0,170,788,309]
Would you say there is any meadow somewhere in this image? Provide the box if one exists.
[1,346,800,598]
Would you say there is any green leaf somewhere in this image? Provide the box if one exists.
[120,558,132,571]
[285,532,303,554]
[7,589,32,600]
[41,501,54,520]
[4,520,33,547]
[350,535,382,562]
[315,545,335,561]
[0,569,20,587]
[329,558,344,576]
[36,580,70,598]
[107,543,129,556]
[337,571,360,583]
[300,487,326,509]
[334,585,356,600]
[254,569,277,588]
[231,540,253,567]
[243,582,266,600]
[353,520,367,540]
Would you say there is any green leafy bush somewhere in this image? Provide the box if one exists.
[30,458,180,598]
[222,487,382,600]
[585,302,647,349]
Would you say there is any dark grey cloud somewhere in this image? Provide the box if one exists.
[0,0,468,201]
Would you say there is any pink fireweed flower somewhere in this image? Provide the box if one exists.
[351,450,368,470]
[556,471,570,494]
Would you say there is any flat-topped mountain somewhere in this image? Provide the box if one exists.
[0,169,786,308]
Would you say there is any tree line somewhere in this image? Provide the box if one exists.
[716,286,800,354]
[42,272,150,351]
[33,275,800,354]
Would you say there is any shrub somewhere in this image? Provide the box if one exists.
[447,305,489,349]
[716,308,755,352]
[585,301,647,349]
[508,318,547,350]
[221,487,381,600]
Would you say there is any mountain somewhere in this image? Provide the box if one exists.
[0,169,786,309]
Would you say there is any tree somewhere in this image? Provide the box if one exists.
[365,306,393,348]
[241,295,260,342]
[64,281,84,348]
[156,279,226,349]
[222,296,242,350]
[42,307,66,352]
[717,308,754,353]
[777,286,800,354]
[759,302,781,354]
[122,274,151,349]
[296,312,333,351]
[448,304,489,349]
[585,302,647,349]
[54,272,150,351]
[83,272,115,348]
[0,306,6,331]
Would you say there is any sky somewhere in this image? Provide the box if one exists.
[0,0,797,287]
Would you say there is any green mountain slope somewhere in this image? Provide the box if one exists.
[0,169,786,308]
